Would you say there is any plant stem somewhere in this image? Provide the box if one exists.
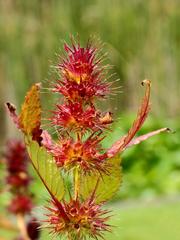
[68,234,72,240]
[73,132,82,200]
[74,167,80,199]
[16,214,30,240]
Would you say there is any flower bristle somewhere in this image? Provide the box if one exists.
[44,197,110,240]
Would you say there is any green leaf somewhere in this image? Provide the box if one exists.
[80,156,122,203]
[26,138,65,201]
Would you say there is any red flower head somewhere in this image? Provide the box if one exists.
[5,140,28,173]
[42,131,108,173]
[4,140,31,188]
[51,101,112,133]
[6,172,30,187]
[53,42,109,102]
[8,195,33,214]
[44,196,110,239]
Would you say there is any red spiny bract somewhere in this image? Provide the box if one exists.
[51,102,111,133]
[43,133,107,172]
[53,43,109,102]
[44,196,110,240]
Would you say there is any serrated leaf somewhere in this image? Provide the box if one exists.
[26,138,65,201]
[80,156,122,204]
[19,83,41,135]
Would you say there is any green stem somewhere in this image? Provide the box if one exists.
[17,214,30,240]
[74,167,80,199]
[68,234,72,240]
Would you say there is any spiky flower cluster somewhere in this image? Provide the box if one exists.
[47,42,112,175]
[53,43,109,102]
[40,42,113,239]
[45,196,110,239]
[42,130,107,172]
[6,38,169,240]
[51,42,112,134]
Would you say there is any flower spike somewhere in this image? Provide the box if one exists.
[6,38,169,240]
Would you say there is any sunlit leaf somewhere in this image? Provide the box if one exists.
[26,137,65,201]
[80,156,122,203]
[19,83,41,135]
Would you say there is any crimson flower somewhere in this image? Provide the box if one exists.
[8,195,33,214]
[53,42,109,102]
[4,140,31,188]
[44,195,110,239]
[42,131,107,173]
[51,102,111,133]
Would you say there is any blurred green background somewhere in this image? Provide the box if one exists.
[0,0,179,239]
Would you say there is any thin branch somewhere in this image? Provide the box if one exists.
[74,167,80,199]
[16,214,30,240]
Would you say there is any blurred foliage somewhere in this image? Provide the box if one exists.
[0,0,179,116]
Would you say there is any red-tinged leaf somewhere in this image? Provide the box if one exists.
[107,80,151,157]
[19,83,41,135]
[80,156,122,204]
[126,127,171,148]
[6,102,20,128]
[6,84,42,145]
[25,137,65,201]
[41,130,53,150]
